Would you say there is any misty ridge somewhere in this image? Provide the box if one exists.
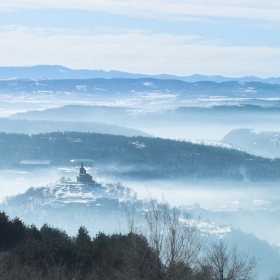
[7,104,280,140]
[0,131,279,182]
[222,129,280,159]
[0,118,151,137]
[1,66,280,278]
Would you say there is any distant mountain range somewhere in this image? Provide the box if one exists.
[1,65,280,84]
[1,77,280,100]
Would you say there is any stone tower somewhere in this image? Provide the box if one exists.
[77,162,93,183]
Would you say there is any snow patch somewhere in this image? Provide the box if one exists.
[143,82,154,86]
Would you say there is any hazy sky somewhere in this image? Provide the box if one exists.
[1,1,280,77]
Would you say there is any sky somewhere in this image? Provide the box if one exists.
[0,0,280,77]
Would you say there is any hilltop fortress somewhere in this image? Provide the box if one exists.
[77,162,93,183]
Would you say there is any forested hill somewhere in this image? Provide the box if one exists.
[0,131,279,181]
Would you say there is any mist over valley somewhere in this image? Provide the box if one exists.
[2,0,280,276]
[1,67,280,278]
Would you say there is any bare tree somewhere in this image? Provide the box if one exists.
[144,197,204,280]
[125,196,258,280]
[201,240,258,280]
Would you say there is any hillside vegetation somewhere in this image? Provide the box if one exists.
[0,131,279,181]
[0,210,257,280]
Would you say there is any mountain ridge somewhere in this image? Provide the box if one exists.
[1,65,280,84]
[0,118,151,137]
[0,131,279,182]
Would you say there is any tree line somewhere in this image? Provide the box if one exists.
[0,201,259,280]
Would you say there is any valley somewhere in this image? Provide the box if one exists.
[0,66,280,278]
